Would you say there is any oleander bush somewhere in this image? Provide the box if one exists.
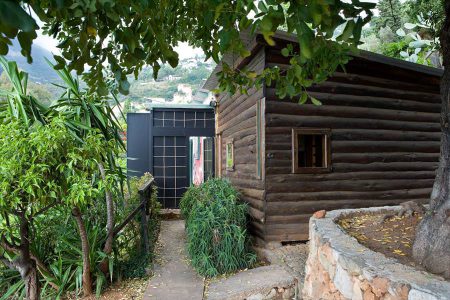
[181,178,256,277]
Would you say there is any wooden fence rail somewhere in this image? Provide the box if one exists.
[112,178,155,255]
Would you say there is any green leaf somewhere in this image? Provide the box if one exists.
[404,23,417,30]
[311,97,322,106]
[0,1,38,32]
[396,28,406,37]
[281,48,290,57]
[259,17,273,32]
[299,93,307,105]
[0,41,7,55]
[339,21,355,41]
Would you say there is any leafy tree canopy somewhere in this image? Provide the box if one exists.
[405,0,444,40]
[372,0,406,35]
[0,0,375,100]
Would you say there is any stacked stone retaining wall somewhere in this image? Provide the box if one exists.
[303,206,450,300]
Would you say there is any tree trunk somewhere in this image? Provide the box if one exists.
[98,162,115,275]
[72,207,93,296]
[24,265,39,300]
[412,2,450,279]
[18,211,40,300]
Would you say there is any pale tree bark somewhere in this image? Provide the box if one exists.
[0,209,64,299]
[413,1,450,279]
[72,207,93,296]
[98,162,115,275]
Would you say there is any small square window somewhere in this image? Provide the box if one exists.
[292,128,331,173]
[226,139,234,171]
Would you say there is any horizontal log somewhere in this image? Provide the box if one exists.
[266,114,440,132]
[265,214,312,225]
[239,188,265,200]
[220,115,257,137]
[220,91,262,125]
[332,141,440,153]
[266,178,434,193]
[266,162,438,174]
[265,171,436,183]
[265,224,310,238]
[265,127,442,142]
[265,151,439,165]
[248,206,264,223]
[234,153,257,164]
[218,103,256,133]
[331,129,441,142]
[332,152,439,164]
[266,89,441,113]
[263,65,437,93]
[265,101,439,123]
[242,195,265,211]
[332,162,438,172]
[225,176,264,189]
[309,80,441,103]
[329,71,439,94]
[265,188,432,202]
[220,126,254,141]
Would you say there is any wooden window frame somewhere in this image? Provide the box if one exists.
[215,133,222,177]
[292,128,331,174]
[226,138,235,172]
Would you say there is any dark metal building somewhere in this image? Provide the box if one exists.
[127,104,215,209]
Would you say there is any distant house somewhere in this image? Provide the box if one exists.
[173,84,193,103]
[165,75,182,81]
[203,31,443,246]
[193,88,215,105]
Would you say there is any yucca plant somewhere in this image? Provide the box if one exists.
[0,261,25,300]
[0,56,48,126]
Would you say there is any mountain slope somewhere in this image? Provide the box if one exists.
[3,39,60,83]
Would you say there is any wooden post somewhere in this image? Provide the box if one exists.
[140,192,150,255]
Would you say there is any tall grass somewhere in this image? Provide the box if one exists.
[181,178,256,277]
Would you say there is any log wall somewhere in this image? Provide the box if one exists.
[263,47,442,243]
[216,48,266,243]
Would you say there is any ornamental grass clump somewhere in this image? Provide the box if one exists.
[181,178,256,277]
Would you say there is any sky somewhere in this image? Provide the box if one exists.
[34,33,204,60]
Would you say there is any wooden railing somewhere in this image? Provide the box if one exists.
[112,178,155,255]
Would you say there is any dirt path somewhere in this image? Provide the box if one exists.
[143,220,204,300]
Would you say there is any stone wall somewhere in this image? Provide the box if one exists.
[302,206,450,300]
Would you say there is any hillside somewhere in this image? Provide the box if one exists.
[1,41,215,106]
[3,39,61,84]
[127,56,215,104]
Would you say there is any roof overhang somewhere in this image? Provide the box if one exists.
[203,30,444,91]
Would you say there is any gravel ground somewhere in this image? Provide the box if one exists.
[74,277,149,300]
[263,243,310,299]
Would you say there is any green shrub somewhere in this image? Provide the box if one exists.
[180,184,201,219]
[181,178,256,277]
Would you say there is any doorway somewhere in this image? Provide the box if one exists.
[189,136,214,186]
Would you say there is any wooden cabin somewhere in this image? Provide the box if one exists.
[203,31,443,246]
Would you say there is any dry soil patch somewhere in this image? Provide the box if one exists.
[337,212,423,268]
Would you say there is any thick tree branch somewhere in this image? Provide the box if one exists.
[98,162,115,275]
